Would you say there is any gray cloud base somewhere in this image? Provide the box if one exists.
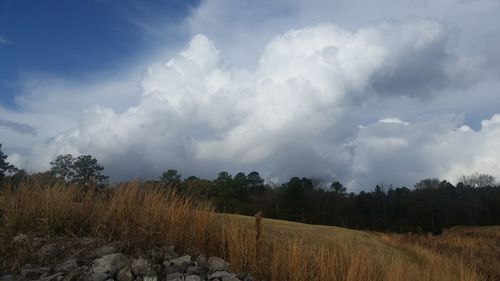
[0,118,37,136]
[15,18,499,190]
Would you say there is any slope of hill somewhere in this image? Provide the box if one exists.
[217,214,489,281]
[0,182,496,281]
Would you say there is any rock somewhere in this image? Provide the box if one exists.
[131,257,152,276]
[164,255,191,274]
[39,243,57,257]
[79,237,96,246]
[163,246,178,260]
[90,245,117,258]
[12,234,28,244]
[196,255,207,268]
[185,275,201,281]
[21,268,44,280]
[0,274,22,281]
[62,266,88,281]
[91,272,110,281]
[91,253,129,276]
[38,267,53,273]
[186,265,204,276]
[165,272,183,281]
[117,267,133,281]
[0,274,15,281]
[209,271,239,281]
[40,272,63,281]
[6,236,246,281]
[57,259,79,272]
[32,237,45,249]
[207,257,229,273]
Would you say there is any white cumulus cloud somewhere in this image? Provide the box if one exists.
[352,114,500,189]
[18,18,495,189]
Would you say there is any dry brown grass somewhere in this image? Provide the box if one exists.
[221,215,485,281]
[387,226,500,281]
[0,181,214,252]
[0,182,491,281]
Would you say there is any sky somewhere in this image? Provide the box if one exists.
[1,0,500,190]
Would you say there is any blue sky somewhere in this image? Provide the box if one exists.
[0,0,198,108]
[1,0,500,189]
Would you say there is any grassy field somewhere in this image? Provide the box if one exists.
[0,182,497,281]
[218,214,491,281]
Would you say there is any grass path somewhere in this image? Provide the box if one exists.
[217,213,489,281]
[220,213,403,252]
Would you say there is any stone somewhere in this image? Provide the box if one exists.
[186,265,204,276]
[12,234,28,244]
[40,272,63,281]
[39,243,58,257]
[207,257,229,273]
[62,268,83,281]
[163,246,178,260]
[196,255,207,268]
[38,267,53,273]
[57,259,78,272]
[165,272,183,281]
[0,274,14,281]
[32,237,45,248]
[79,237,96,246]
[90,245,117,257]
[117,267,133,281]
[131,257,152,276]
[92,253,129,276]
[143,277,158,281]
[208,271,239,281]
[185,275,201,281]
[21,268,44,280]
[91,272,110,281]
[164,255,191,274]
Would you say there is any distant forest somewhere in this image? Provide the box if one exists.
[1,148,500,234]
[149,170,500,235]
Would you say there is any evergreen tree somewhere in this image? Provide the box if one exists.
[0,144,17,183]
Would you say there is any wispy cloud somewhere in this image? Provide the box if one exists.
[0,35,13,44]
[0,118,36,136]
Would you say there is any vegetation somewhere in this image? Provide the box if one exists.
[0,145,498,280]
[0,144,17,183]
[1,143,499,234]
[0,182,495,281]
[387,226,500,281]
[149,170,500,235]
[50,154,108,188]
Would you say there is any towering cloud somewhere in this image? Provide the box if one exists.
[12,18,498,189]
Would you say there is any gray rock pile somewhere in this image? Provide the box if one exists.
[1,234,254,281]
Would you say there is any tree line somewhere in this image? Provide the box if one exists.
[153,169,500,234]
[1,146,500,234]
[0,149,108,189]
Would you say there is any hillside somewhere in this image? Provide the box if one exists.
[216,213,495,281]
[0,183,497,281]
